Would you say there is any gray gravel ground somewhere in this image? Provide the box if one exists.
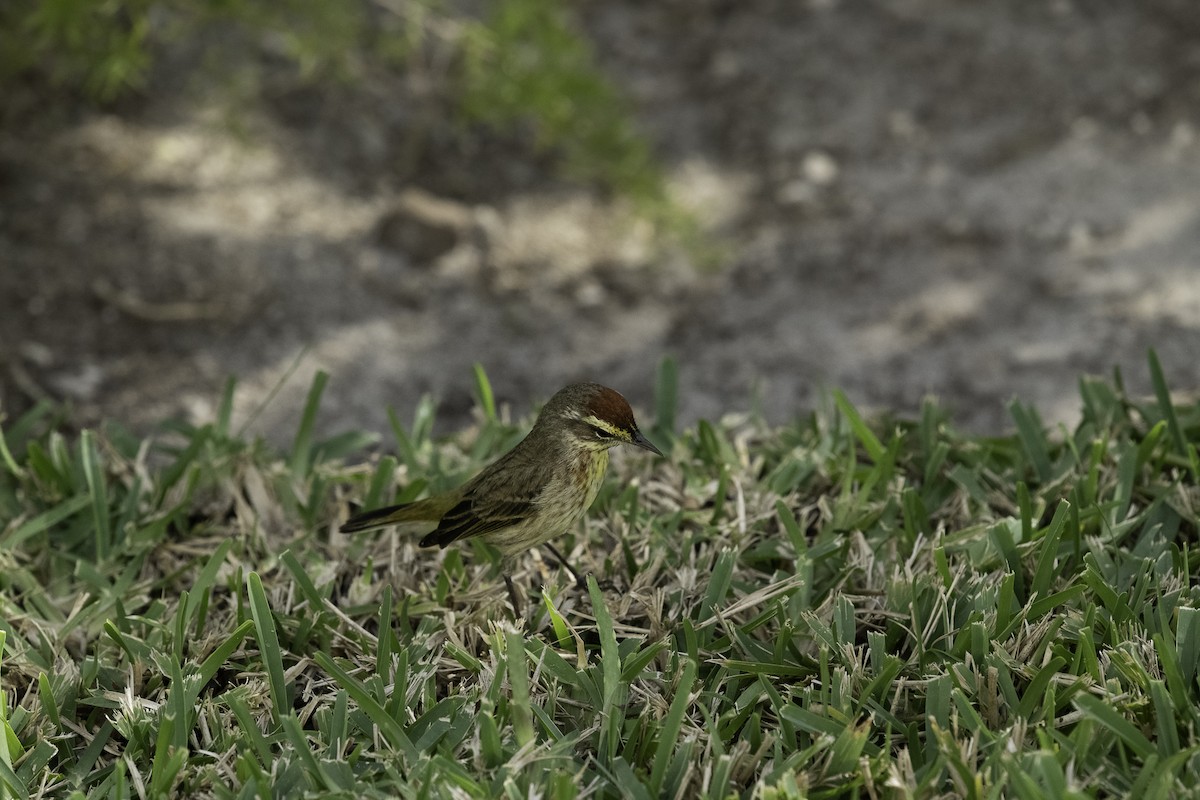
[2,1,1198,445]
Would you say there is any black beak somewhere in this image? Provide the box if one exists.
[630,428,663,457]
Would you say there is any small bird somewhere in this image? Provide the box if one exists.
[341,382,662,610]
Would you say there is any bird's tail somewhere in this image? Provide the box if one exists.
[340,497,446,535]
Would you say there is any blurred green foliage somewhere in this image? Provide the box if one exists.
[0,0,368,99]
[462,0,664,205]
[2,0,155,101]
[0,0,671,215]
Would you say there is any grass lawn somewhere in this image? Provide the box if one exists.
[2,354,1199,799]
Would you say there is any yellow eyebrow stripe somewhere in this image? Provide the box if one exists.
[583,415,625,437]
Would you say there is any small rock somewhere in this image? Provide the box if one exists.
[49,363,104,401]
[802,151,839,186]
[1170,122,1195,150]
[19,341,54,367]
[574,280,606,308]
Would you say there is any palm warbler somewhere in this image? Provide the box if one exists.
[341,382,662,608]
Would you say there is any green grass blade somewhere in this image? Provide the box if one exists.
[589,576,623,765]
[620,640,666,684]
[648,657,696,796]
[376,585,395,683]
[1074,693,1155,758]
[1177,607,1200,686]
[654,355,678,440]
[990,520,1026,602]
[79,430,111,559]
[290,370,329,477]
[1,494,91,550]
[69,721,113,786]
[225,692,273,768]
[775,500,808,558]
[149,709,187,798]
[1030,501,1070,599]
[312,651,416,760]
[505,630,534,748]
[365,455,398,509]
[281,714,334,792]
[246,572,289,721]
[186,538,233,625]
[0,636,27,800]
[1016,657,1067,720]
[311,430,380,462]
[279,550,328,610]
[0,422,23,479]
[386,405,416,471]
[473,363,496,422]
[542,590,572,650]
[0,755,27,800]
[215,377,237,439]
[780,704,844,738]
[1146,349,1186,457]
[700,548,736,620]
[1009,400,1053,482]
[36,673,61,731]
[197,621,255,688]
[1148,680,1180,757]
[524,639,580,688]
[833,390,885,462]
[827,721,870,776]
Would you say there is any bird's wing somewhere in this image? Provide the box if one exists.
[418,495,534,548]
[418,449,551,548]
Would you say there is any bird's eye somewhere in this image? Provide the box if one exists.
[593,427,615,440]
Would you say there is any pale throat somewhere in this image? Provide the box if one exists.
[582,448,609,506]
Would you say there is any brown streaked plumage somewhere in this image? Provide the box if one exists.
[341,382,662,610]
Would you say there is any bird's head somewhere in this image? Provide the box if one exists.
[539,383,663,456]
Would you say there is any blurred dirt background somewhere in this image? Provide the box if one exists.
[2,1,1199,446]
